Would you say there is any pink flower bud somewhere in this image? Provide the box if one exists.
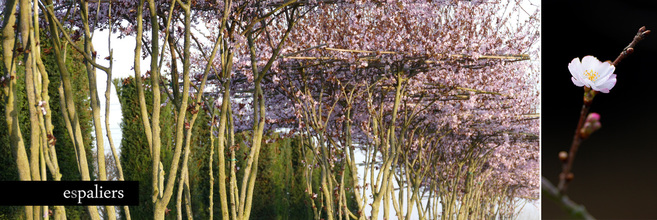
[580,112,602,139]
[587,112,600,122]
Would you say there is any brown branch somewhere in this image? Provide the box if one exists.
[557,26,650,195]
[612,26,650,67]
[283,46,529,61]
[557,96,592,194]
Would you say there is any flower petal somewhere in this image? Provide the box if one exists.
[593,74,617,93]
[571,77,585,87]
[582,55,602,71]
[568,57,587,86]
[596,61,616,82]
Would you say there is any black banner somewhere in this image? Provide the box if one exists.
[0,181,139,206]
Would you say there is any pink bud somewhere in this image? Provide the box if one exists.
[587,112,600,122]
[580,112,602,139]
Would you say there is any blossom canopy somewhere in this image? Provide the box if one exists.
[569,55,617,93]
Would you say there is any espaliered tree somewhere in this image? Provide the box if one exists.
[265,1,539,219]
[3,0,538,219]
[111,0,333,219]
[118,1,356,219]
[2,0,338,219]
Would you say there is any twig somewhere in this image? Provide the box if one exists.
[542,176,596,220]
[557,96,592,193]
[612,26,651,66]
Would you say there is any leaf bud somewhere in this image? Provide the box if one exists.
[558,151,568,162]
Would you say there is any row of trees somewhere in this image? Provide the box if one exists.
[116,75,343,219]
[1,0,539,219]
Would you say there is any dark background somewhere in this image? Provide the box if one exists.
[542,1,657,219]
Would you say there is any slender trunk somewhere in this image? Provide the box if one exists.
[178,108,199,220]
[34,22,67,218]
[241,81,265,220]
[176,166,186,220]
[227,93,238,220]
[320,161,334,220]
[144,0,164,217]
[208,110,215,220]
[44,1,100,217]
[342,101,365,220]
[20,0,42,188]
[370,72,404,220]
[133,0,153,153]
[2,0,31,187]
[20,7,42,220]
[217,82,230,219]
[8,0,30,218]
[239,32,269,220]
[78,0,117,217]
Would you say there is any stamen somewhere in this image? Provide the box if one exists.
[584,69,598,81]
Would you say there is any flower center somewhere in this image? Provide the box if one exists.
[583,69,599,82]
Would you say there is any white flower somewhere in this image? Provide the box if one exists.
[569,55,617,93]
